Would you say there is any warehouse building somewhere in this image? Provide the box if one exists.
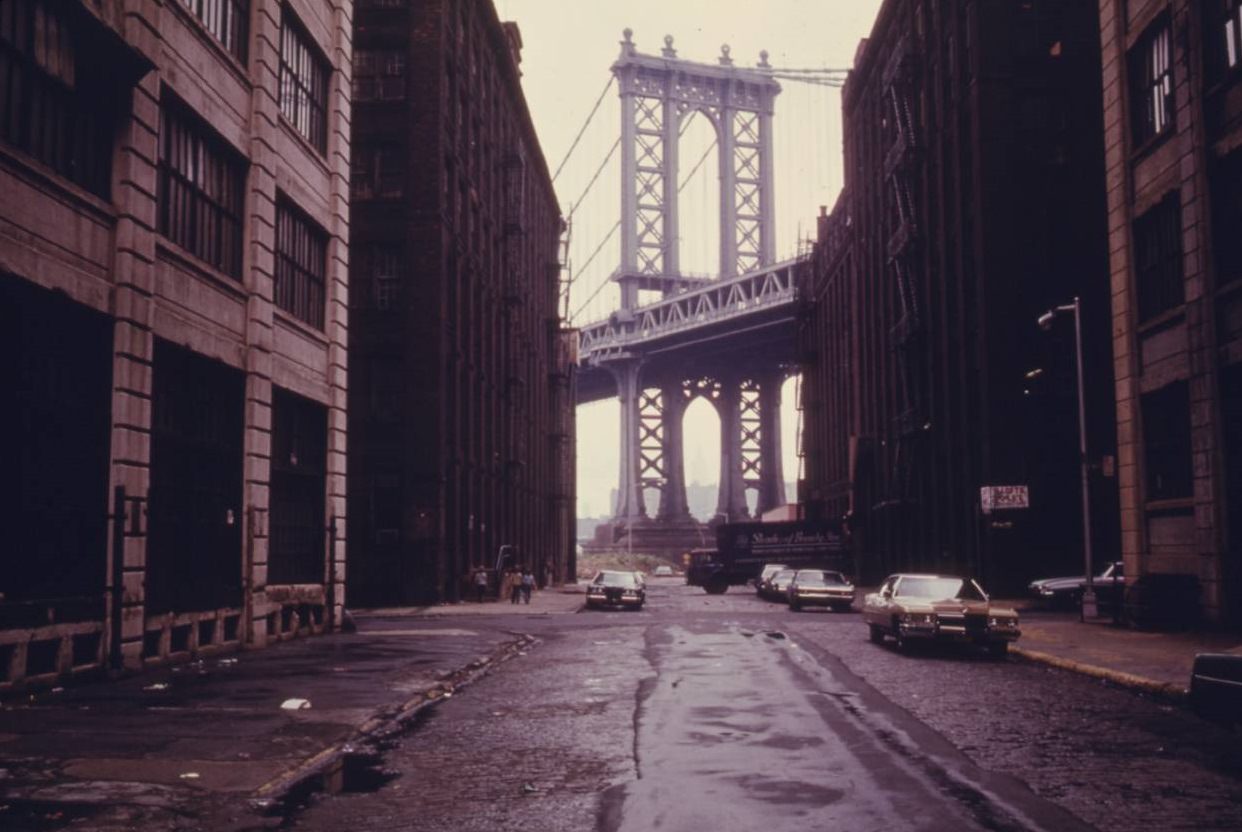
[2,0,351,688]
[347,0,575,605]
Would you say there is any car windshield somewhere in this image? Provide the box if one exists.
[896,577,986,601]
[794,570,847,586]
[593,572,639,588]
[774,570,796,582]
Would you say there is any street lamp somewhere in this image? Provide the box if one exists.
[1037,296,1097,620]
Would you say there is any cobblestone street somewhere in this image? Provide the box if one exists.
[275,580,1242,832]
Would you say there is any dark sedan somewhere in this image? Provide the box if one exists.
[787,569,855,612]
[585,570,645,611]
[1028,561,1124,608]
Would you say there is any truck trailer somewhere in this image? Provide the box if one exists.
[685,520,850,594]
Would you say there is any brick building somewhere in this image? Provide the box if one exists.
[798,0,1119,592]
[1096,0,1242,621]
[348,0,574,606]
[2,0,351,689]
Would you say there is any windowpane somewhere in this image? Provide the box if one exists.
[275,197,327,329]
[279,8,329,153]
[353,48,405,101]
[0,0,112,197]
[1141,382,1193,501]
[158,99,246,277]
[180,0,249,64]
[1133,192,1184,322]
[1129,18,1174,146]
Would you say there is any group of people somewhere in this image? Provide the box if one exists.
[471,565,535,604]
[503,567,536,605]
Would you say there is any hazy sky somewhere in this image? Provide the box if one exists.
[496,0,886,519]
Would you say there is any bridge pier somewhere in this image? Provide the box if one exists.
[609,359,647,526]
[716,376,749,521]
[757,370,787,515]
[657,381,692,521]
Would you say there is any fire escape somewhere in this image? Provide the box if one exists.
[882,33,925,507]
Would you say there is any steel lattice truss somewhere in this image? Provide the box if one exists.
[732,111,764,275]
[739,378,763,490]
[638,388,666,489]
[578,258,797,364]
[634,94,667,275]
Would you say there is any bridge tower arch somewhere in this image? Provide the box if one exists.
[612,30,780,309]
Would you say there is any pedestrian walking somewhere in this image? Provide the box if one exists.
[521,569,535,604]
[473,568,488,603]
[508,568,522,604]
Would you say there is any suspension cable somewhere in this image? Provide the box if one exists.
[551,76,615,183]
[566,136,621,220]
[568,134,720,321]
[569,221,622,320]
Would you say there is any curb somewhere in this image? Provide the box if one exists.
[243,632,536,818]
[1012,645,1187,701]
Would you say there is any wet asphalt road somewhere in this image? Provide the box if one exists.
[279,579,1242,832]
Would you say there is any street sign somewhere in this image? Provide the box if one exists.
[980,485,1030,514]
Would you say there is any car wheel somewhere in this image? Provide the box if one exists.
[789,600,801,612]
[986,641,1009,659]
[892,620,909,652]
[704,578,729,595]
[868,624,884,644]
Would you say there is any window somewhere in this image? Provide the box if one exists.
[158,99,246,278]
[353,48,405,101]
[180,0,249,64]
[275,198,327,329]
[1133,192,1184,322]
[1209,0,1242,77]
[352,245,403,310]
[1213,150,1242,284]
[1129,17,1174,146]
[1141,381,1193,501]
[351,143,403,200]
[279,7,329,153]
[0,0,114,196]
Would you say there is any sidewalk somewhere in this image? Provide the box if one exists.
[0,615,540,831]
[361,584,587,618]
[1007,605,1242,699]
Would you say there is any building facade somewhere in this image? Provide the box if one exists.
[2,0,351,689]
[348,0,574,606]
[798,0,1119,592]
[1097,0,1242,621]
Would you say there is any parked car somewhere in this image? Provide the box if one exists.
[1028,561,1124,608]
[585,570,646,611]
[763,568,799,601]
[754,563,789,596]
[862,574,1020,657]
[787,569,855,612]
[653,565,674,577]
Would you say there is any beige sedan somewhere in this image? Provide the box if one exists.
[862,573,1020,657]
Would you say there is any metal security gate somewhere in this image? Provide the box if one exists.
[146,340,244,613]
[268,388,327,585]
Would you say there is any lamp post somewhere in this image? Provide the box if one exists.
[1037,296,1097,620]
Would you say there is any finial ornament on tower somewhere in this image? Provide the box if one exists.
[620,28,635,57]
[758,49,771,68]
[718,43,733,66]
[662,34,677,58]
